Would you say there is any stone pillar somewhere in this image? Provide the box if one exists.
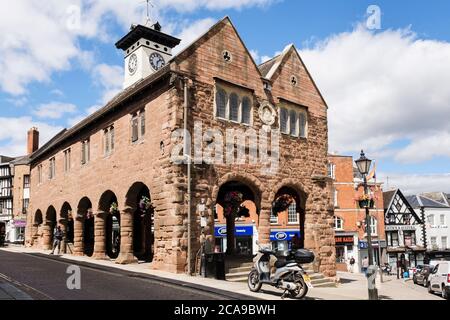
[93,212,108,260]
[42,222,52,250]
[59,218,68,254]
[73,213,84,256]
[258,203,272,246]
[116,207,138,264]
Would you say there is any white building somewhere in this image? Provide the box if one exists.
[406,193,450,251]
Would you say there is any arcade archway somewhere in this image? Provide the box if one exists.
[44,206,57,250]
[99,191,120,259]
[78,197,94,257]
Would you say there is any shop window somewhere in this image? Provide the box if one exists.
[404,231,416,246]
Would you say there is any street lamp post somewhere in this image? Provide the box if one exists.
[355,150,379,300]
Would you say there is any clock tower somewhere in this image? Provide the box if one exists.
[115,22,181,89]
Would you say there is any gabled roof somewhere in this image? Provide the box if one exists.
[384,189,423,225]
[258,44,328,108]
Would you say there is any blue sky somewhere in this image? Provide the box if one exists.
[0,0,449,194]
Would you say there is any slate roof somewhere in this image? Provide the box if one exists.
[405,195,450,209]
[258,54,282,78]
[383,190,397,210]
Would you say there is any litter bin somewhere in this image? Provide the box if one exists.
[202,253,226,280]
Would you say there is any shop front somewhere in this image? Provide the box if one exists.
[358,239,387,270]
[270,229,301,252]
[214,225,257,256]
[387,247,426,278]
[335,234,358,271]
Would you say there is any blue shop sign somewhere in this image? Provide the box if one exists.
[270,230,300,242]
[214,226,254,237]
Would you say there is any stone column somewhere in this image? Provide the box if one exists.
[258,203,272,246]
[73,213,84,256]
[42,222,52,250]
[59,218,68,254]
[93,211,108,260]
[116,207,138,264]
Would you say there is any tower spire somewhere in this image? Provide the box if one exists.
[144,0,154,27]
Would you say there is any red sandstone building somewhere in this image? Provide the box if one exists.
[25,17,336,278]
[328,155,386,272]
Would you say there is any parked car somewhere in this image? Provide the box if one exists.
[427,262,450,300]
[413,265,432,286]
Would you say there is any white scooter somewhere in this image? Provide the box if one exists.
[248,246,314,299]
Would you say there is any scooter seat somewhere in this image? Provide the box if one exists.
[275,260,296,268]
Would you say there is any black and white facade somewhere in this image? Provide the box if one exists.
[383,189,426,275]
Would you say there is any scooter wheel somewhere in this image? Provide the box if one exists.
[248,269,262,292]
[289,274,308,299]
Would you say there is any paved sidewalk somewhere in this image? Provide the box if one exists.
[0,246,443,300]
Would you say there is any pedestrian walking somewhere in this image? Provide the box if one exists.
[50,226,64,255]
[361,256,369,276]
[349,256,356,273]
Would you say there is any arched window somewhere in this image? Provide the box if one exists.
[280,108,289,133]
[229,93,239,122]
[289,109,297,136]
[216,89,227,119]
[242,97,251,125]
[299,112,307,138]
[334,216,344,230]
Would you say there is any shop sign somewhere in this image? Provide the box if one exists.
[359,240,387,249]
[214,226,253,237]
[0,213,12,222]
[335,236,354,245]
[385,225,416,231]
[270,230,300,242]
[13,220,26,227]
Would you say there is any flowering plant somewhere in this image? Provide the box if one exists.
[86,209,94,219]
[223,191,243,218]
[355,193,376,208]
[272,194,294,216]
[110,202,119,214]
[139,196,155,217]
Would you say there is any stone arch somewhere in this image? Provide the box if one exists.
[43,206,57,250]
[60,202,74,249]
[270,179,309,250]
[77,197,94,257]
[213,173,264,255]
[31,209,43,246]
[125,182,153,262]
[99,190,120,259]
[212,172,264,213]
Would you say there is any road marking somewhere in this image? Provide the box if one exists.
[0,272,54,300]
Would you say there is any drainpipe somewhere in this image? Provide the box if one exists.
[183,77,192,276]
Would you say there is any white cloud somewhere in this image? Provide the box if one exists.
[92,64,123,104]
[0,117,62,157]
[174,18,217,54]
[32,102,77,119]
[300,25,450,163]
[378,172,450,195]
[156,0,277,12]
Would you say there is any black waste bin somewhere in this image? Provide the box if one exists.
[202,253,226,280]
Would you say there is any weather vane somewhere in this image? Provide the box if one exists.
[141,0,154,27]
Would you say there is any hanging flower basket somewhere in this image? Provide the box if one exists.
[139,196,155,218]
[110,202,119,214]
[272,194,294,216]
[223,191,243,218]
[356,194,376,209]
[86,209,94,219]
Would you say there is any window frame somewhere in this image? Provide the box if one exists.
[48,157,56,180]
[278,104,308,139]
[131,109,146,143]
[103,125,115,157]
[81,139,90,165]
[23,175,30,189]
[63,149,71,173]
[287,202,299,225]
[214,85,253,126]
[334,216,344,231]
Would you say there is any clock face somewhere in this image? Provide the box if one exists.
[149,52,165,71]
[128,54,138,75]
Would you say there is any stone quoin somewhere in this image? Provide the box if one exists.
[25,16,336,278]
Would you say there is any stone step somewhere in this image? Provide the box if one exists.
[226,271,249,280]
[227,266,253,274]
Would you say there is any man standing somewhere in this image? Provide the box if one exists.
[362,256,369,276]
[50,226,64,255]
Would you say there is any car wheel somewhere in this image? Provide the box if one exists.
[442,286,449,300]
[428,282,434,294]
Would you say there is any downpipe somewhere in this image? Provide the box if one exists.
[183,77,192,276]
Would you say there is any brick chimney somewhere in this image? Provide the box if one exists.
[27,127,39,155]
